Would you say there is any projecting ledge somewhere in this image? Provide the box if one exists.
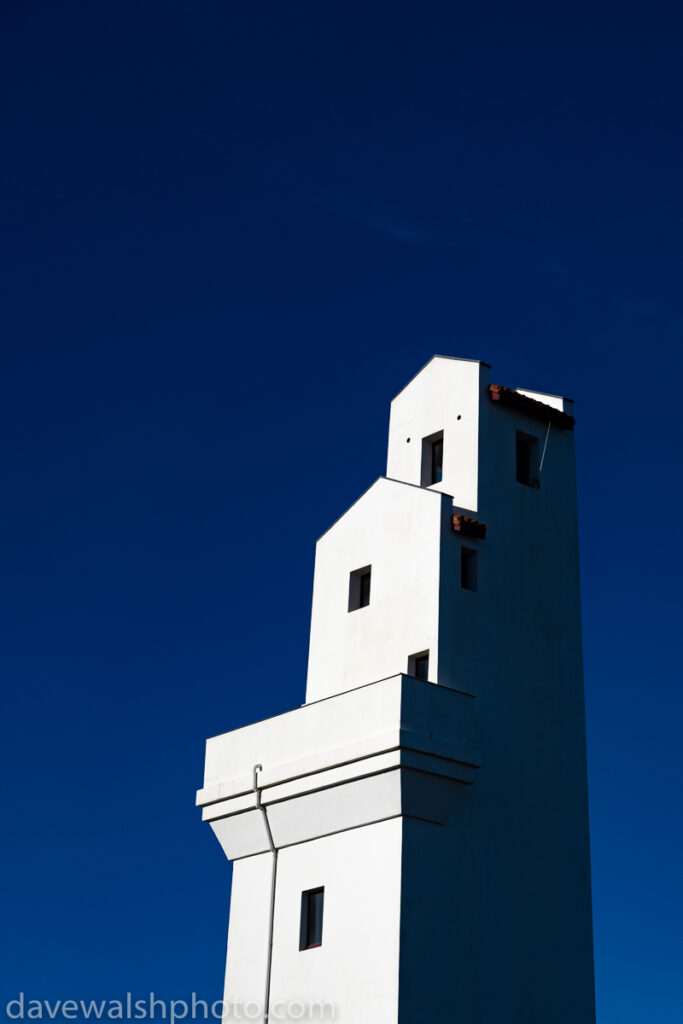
[197,674,479,860]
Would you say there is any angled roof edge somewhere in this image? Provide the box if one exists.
[315,475,445,544]
[390,355,492,404]
[489,385,575,429]
[514,386,575,405]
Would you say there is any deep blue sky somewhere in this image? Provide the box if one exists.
[2,2,682,1021]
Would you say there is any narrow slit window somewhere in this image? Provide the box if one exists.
[516,432,539,487]
[359,570,371,608]
[421,431,444,486]
[431,437,443,484]
[461,547,477,591]
[348,566,372,611]
[408,651,430,681]
[300,887,324,950]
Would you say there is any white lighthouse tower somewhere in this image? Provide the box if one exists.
[196,356,596,1023]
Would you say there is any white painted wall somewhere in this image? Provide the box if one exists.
[268,819,402,1024]
[222,854,272,1016]
[305,478,448,703]
[198,674,479,860]
[386,356,487,512]
[222,822,402,1024]
[203,673,405,793]
[202,355,595,1024]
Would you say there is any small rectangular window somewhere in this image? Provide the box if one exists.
[421,431,444,487]
[461,547,477,591]
[516,432,539,487]
[408,650,429,681]
[300,887,324,950]
[348,566,371,611]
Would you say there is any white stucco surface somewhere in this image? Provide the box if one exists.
[221,854,272,1013]
[386,356,485,510]
[197,674,478,859]
[199,355,595,1024]
[305,479,446,702]
[268,820,402,1024]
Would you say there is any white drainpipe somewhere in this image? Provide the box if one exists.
[253,764,277,1024]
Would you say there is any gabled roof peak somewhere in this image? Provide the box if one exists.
[391,355,491,403]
